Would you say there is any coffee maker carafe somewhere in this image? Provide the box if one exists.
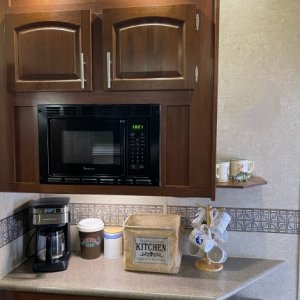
[32,197,70,272]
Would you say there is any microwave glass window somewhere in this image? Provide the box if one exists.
[61,131,119,165]
[48,118,124,176]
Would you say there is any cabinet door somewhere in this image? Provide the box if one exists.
[6,10,92,92]
[103,5,196,91]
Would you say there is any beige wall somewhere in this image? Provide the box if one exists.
[215,0,300,299]
[0,0,299,298]
[216,0,300,209]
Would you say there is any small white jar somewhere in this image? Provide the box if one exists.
[103,227,123,259]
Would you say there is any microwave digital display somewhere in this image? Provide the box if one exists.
[38,104,160,186]
[131,124,144,131]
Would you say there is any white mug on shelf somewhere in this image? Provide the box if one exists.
[230,159,254,177]
[216,161,230,182]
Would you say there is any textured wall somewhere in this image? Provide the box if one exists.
[215,0,300,299]
[216,0,300,209]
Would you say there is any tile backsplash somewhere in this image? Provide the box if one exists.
[1,203,299,249]
[224,207,300,234]
[167,206,300,234]
[0,208,32,249]
[70,203,163,226]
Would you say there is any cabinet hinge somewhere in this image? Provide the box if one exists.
[195,13,200,31]
[195,65,199,83]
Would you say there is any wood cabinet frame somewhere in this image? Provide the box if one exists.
[0,0,219,199]
[1,290,128,300]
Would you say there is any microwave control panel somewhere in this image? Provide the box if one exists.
[127,120,148,175]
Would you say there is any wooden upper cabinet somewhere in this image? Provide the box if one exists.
[103,5,196,91]
[6,10,92,92]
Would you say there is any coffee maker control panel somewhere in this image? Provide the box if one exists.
[36,208,66,214]
[32,198,70,225]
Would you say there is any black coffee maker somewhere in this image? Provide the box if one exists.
[32,197,70,272]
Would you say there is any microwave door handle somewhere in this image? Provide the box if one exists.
[120,120,126,175]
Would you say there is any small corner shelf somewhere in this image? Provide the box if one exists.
[216,176,267,189]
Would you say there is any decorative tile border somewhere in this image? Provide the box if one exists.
[167,205,198,228]
[70,203,164,226]
[167,206,300,234]
[225,208,300,234]
[70,204,300,234]
[0,208,32,249]
[1,205,300,248]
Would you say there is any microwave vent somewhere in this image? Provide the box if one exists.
[40,105,157,118]
[62,106,78,115]
[80,106,97,116]
[97,105,118,116]
[131,105,152,116]
[44,106,61,117]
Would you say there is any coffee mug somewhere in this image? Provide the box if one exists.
[216,161,230,182]
[230,159,254,177]
[207,245,227,264]
[210,209,231,237]
[189,225,215,253]
[191,207,206,229]
[214,229,228,243]
[188,242,205,257]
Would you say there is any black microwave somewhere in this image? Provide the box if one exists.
[38,104,160,186]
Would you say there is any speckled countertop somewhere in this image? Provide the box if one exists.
[0,252,286,300]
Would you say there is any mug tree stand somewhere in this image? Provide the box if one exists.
[194,205,224,272]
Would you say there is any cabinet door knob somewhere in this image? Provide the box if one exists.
[80,52,85,89]
[107,51,111,89]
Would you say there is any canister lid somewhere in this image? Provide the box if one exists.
[104,226,123,234]
[104,227,123,239]
[77,218,104,233]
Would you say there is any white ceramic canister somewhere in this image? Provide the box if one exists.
[103,227,123,259]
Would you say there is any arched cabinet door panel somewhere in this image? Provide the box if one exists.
[6,10,92,92]
[103,4,196,91]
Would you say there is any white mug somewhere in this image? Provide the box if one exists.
[210,209,231,236]
[207,245,227,264]
[191,207,206,229]
[188,242,205,257]
[230,159,254,177]
[189,225,215,253]
[214,230,228,243]
[216,161,230,182]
